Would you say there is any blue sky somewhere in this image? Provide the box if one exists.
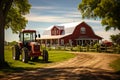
[5,0,119,42]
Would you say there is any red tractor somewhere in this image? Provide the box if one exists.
[12,29,48,63]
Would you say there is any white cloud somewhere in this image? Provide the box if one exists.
[84,19,101,23]
[26,27,46,31]
[25,13,81,23]
[32,6,55,10]
[25,14,60,22]
[28,5,82,23]
[63,11,82,18]
[25,11,119,41]
[5,28,19,42]
[95,29,120,41]
[25,26,47,34]
[85,20,120,41]
[96,31,111,40]
[32,6,76,11]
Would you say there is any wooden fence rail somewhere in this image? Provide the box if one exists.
[79,46,119,53]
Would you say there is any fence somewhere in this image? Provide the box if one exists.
[72,45,120,53]
[47,45,120,54]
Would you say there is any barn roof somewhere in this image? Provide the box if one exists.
[40,21,102,40]
[37,33,71,40]
[42,21,81,36]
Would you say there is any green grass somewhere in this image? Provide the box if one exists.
[110,58,120,71]
[3,47,75,70]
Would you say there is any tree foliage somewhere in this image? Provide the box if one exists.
[110,33,120,44]
[0,0,31,65]
[5,0,31,33]
[78,0,120,31]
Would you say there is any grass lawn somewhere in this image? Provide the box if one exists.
[110,58,120,72]
[0,47,75,74]
[5,49,75,68]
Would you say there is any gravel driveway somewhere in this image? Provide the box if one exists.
[1,52,120,80]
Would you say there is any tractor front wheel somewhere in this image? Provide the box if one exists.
[21,47,29,63]
[12,45,20,60]
[42,50,48,62]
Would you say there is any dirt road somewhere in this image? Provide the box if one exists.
[1,52,120,80]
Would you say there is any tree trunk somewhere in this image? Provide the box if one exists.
[0,0,13,67]
[0,13,5,65]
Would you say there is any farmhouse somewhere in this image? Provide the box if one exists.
[37,21,102,46]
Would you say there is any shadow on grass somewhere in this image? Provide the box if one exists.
[1,66,120,80]
[29,58,52,64]
[0,64,36,74]
[0,59,53,73]
[0,66,36,79]
[1,60,120,80]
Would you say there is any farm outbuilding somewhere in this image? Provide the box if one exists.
[37,21,102,46]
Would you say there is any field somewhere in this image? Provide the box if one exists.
[0,46,120,79]
[2,46,75,71]
[3,46,120,71]
[1,51,120,79]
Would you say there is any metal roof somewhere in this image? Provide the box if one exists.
[42,22,81,36]
[40,21,102,40]
[37,34,71,40]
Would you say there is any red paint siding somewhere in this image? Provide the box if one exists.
[51,26,59,35]
[51,26,64,35]
[60,22,102,45]
[40,22,102,46]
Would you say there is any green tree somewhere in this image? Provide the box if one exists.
[0,0,31,66]
[78,0,120,31]
[110,33,120,44]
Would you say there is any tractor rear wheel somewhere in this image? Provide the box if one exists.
[21,47,29,63]
[43,50,48,62]
[12,45,20,60]
[32,57,39,61]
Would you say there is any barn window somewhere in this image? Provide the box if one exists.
[80,27,86,34]
[57,30,59,34]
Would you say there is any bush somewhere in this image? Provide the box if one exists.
[115,45,120,54]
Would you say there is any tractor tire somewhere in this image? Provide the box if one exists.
[32,57,39,61]
[43,50,48,62]
[12,45,20,60]
[21,47,29,63]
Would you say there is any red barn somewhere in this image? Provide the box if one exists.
[37,21,102,46]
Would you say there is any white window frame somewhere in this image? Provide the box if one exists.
[80,27,86,34]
